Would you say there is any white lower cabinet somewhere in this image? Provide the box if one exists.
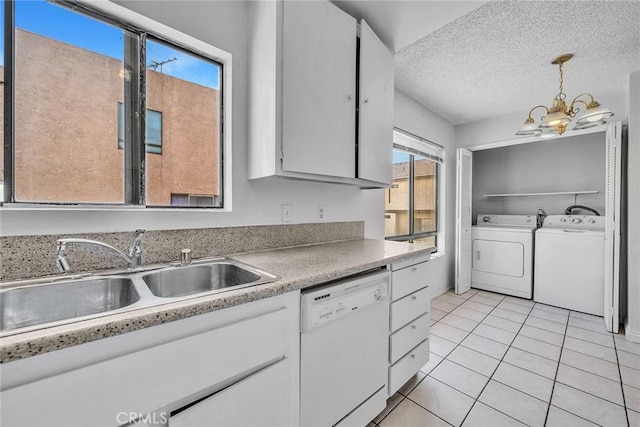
[388,339,430,395]
[390,312,430,364]
[388,256,431,396]
[0,291,300,427]
[169,358,291,427]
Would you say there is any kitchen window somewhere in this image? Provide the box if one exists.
[385,129,444,250]
[2,0,229,208]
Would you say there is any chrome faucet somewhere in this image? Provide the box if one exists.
[54,229,145,273]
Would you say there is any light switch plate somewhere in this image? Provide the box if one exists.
[318,205,325,222]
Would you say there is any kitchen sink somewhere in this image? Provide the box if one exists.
[141,262,270,298]
[0,258,278,336]
[0,277,140,333]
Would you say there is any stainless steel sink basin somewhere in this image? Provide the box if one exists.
[0,258,278,336]
[0,277,140,333]
[141,262,268,298]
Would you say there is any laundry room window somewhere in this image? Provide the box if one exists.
[385,129,443,250]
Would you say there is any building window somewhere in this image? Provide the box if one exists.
[3,0,227,208]
[117,104,163,154]
[171,193,219,207]
[385,129,444,250]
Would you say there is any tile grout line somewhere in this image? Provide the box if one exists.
[552,337,618,366]
[457,294,537,427]
[434,293,630,426]
[611,331,631,427]
[403,291,508,425]
[545,313,628,426]
[554,360,624,383]
[542,309,570,426]
[408,292,606,426]
[458,298,565,427]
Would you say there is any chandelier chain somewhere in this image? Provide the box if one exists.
[558,62,564,98]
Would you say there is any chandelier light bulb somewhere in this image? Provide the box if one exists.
[578,103,614,124]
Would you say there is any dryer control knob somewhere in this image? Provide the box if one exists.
[588,218,596,224]
[571,218,583,224]
[560,218,567,223]
[483,216,491,223]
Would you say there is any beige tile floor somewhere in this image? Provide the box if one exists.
[371,289,640,427]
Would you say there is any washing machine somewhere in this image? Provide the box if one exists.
[472,214,537,299]
[534,215,605,315]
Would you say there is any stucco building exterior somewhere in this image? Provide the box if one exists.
[1,29,220,206]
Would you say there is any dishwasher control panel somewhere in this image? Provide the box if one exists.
[300,270,390,332]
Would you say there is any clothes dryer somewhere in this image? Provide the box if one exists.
[472,214,537,299]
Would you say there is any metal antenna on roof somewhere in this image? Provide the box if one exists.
[148,57,177,73]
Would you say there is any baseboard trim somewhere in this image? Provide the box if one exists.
[624,321,640,343]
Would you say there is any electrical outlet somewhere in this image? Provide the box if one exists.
[318,205,325,222]
[282,204,293,222]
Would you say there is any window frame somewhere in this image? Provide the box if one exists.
[385,129,444,250]
[2,0,232,210]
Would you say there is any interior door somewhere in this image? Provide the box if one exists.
[456,148,473,294]
[357,19,394,185]
[604,122,622,332]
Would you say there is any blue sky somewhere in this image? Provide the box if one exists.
[393,150,410,164]
[3,0,220,89]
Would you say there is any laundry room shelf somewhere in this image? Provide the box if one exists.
[484,190,598,197]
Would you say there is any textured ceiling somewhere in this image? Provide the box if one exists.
[395,1,640,125]
[332,1,485,52]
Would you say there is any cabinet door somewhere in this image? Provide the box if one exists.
[1,305,293,427]
[170,359,292,427]
[358,19,394,185]
[282,1,357,178]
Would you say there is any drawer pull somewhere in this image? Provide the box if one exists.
[411,325,417,330]
[410,354,416,359]
[411,267,418,272]
[411,295,417,301]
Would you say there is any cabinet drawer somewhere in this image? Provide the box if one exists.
[390,287,430,331]
[390,313,430,364]
[389,339,429,396]
[170,358,292,427]
[392,261,430,301]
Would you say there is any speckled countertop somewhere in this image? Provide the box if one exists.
[0,239,434,363]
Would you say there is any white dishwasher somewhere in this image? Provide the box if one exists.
[300,269,390,427]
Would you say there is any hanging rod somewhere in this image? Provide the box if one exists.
[484,190,598,197]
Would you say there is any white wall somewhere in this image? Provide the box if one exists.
[471,132,606,219]
[394,90,456,297]
[626,70,640,342]
[0,1,384,238]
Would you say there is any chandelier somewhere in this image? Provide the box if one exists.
[516,54,614,138]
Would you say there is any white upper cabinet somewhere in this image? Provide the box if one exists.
[358,20,394,186]
[282,1,357,179]
[248,0,394,187]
